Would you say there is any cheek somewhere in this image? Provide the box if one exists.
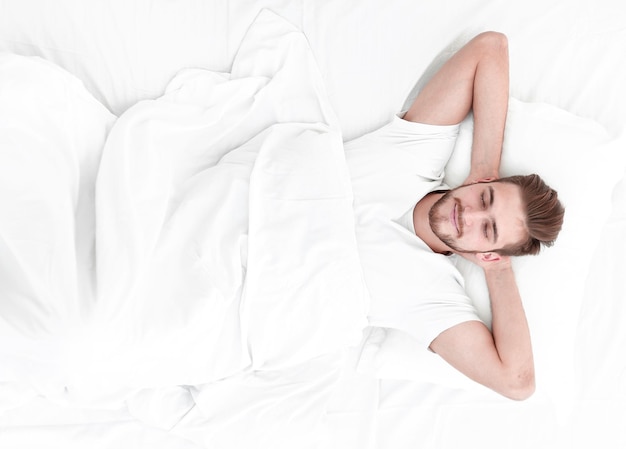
[462,231,480,245]
[462,229,490,251]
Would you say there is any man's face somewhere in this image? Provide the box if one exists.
[429,181,527,254]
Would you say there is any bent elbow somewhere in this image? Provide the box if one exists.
[506,382,535,401]
[503,372,536,401]
[474,31,508,53]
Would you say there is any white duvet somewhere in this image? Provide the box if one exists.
[1,10,367,408]
[0,51,115,403]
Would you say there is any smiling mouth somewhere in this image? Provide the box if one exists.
[453,201,464,236]
[451,203,459,235]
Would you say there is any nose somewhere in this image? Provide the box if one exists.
[462,207,487,227]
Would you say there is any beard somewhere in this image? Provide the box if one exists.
[428,190,472,254]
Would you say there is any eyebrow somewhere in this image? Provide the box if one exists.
[489,186,498,243]
[492,219,498,243]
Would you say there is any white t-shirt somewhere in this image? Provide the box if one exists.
[345,115,482,349]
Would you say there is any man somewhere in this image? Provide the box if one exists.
[345,31,564,400]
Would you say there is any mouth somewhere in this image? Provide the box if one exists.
[451,203,459,235]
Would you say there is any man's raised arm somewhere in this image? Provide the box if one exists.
[404,31,509,183]
[429,255,535,400]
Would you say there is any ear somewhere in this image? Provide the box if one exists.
[476,251,501,263]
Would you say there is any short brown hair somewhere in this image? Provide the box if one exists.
[493,174,564,256]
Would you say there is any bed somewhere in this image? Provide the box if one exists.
[1,1,625,448]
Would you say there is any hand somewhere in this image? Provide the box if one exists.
[462,173,498,186]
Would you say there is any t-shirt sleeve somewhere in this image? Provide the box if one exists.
[398,273,484,349]
[363,228,483,350]
[344,116,460,217]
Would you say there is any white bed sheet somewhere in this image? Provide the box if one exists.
[1,1,625,448]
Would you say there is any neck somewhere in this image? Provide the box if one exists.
[413,192,452,255]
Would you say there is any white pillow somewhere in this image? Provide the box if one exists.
[357,99,626,401]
